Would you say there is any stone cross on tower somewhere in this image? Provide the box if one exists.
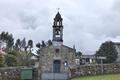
[57,8,60,11]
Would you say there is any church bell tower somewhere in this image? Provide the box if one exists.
[52,12,63,43]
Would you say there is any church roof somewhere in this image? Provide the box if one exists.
[62,45,76,51]
[40,44,76,52]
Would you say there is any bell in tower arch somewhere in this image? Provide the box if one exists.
[56,30,60,35]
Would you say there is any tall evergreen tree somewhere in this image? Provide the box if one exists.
[0,31,5,41]
[15,39,21,50]
[0,32,14,48]
[95,41,118,63]
[47,40,53,46]
[28,40,33,53]
[36,42,41,59]
[36,43,41,49]
[7,34,14,48]
[41,40,46,47]
[21,38,26,51]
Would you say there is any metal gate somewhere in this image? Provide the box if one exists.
[41,72,69,80]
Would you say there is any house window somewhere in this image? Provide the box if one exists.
[55,49,59,53]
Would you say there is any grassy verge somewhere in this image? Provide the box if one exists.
[71,73,120,80]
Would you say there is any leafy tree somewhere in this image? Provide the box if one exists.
[4,49,34,66]
[3,49,18,66]
[0,55,5,67]
[4,54,17,66]
[95,41,118,63]
[0,32,36,66]
[17,52,33,66]
[7,49,18,57]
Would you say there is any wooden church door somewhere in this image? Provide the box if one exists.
[53,60,61,73]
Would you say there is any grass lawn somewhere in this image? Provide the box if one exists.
[71,74,120,80]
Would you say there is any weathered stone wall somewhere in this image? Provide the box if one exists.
[1,63,120,80]
[39,45,76,73]
[0,67,21,80]
[0,67,38,80]
[70,63,120,78]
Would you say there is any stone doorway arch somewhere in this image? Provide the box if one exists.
[53,60,61,73]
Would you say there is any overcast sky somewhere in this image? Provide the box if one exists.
[0,0,120,54]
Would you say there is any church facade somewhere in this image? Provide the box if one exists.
[39,12,76,79]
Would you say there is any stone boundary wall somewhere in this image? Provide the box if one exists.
[1,64,120,80]
[0,67,21,80]
[70,63,120,78]
[0,66,38,80]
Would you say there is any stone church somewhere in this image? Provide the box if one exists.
[38,12,76,80]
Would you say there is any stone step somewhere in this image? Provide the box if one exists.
[41,72,69,80]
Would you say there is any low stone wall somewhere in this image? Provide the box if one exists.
[0,67,21,80]
[1,64,120,80]
[70,63,120,78]
[0,66,38,80]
